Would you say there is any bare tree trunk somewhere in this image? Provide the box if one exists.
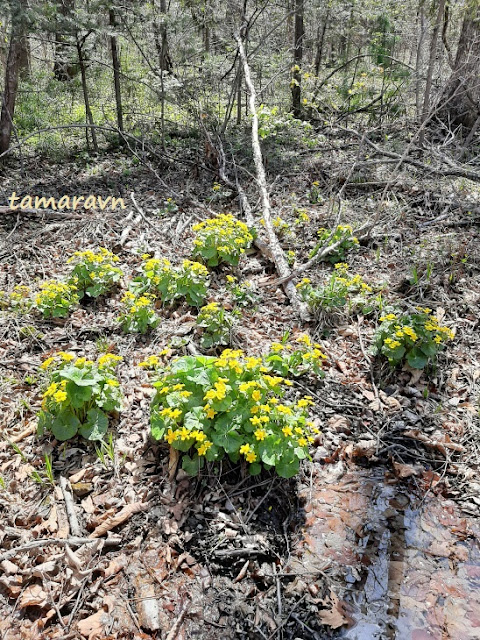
[0,0,28,155]
[314,7,330,77]
[156,0,172,73]
[440,5,480,134]
[54,0,75,81]
[419,0,445,144]
[76,38,98,153]
[415,2,427,120]
[109,8,124,142]
[291,0,304,117]
[236,68,242,124]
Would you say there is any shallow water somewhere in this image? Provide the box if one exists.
[293,462,480,639]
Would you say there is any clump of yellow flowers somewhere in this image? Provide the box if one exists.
[192,213,255,266]
[133,256,209,307]
[147,347,322,478]
[310,224,359,264]
[296,264,376,316]
[118,291,159,334]
[38,352,123,441]
[67,247,123,298]
[374,307,455,369]
[34,280,80,318]
[0,285,32,314]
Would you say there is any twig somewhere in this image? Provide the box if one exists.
[59,476,82,537]
[0,536,121,562]
[165,597,190,640]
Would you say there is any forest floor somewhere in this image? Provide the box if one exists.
[0,132,480,639]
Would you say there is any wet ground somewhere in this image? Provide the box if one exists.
[291,461,480,639]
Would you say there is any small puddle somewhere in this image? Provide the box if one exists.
[293,462,480,639]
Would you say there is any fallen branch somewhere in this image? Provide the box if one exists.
[0,536,121,563]
[234,29,309,320]
[59,476,82,537]
[0,206,82,220]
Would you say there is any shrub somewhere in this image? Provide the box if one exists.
[118,292,159,333]
[310,224,359,263]
[373,308,455,369]
[148,349,320,478]
[67,247,123,298]
[192,213,255,266]
[35,280,80,318]
[196,302,237,348]
[38,352,123,441]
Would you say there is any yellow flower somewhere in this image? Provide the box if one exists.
[252,389,261,402]
[198,441,213,456]
[254,429,267,441]
[282,426,293,437]
[297,437,308,447]
[53,390,67,403]
[277,405,293,415]
[58,352,74,362]
[297,397,313,408]
[250,416,263,426]
[434,335,442,344]
[44,382,58,398]
[166,429,177,444]
[41,357,55,370]
[246,451,257,463]
[239,443,251,455]
[204,405,216,419]
[106,379,119,387]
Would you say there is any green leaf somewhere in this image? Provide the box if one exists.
[61,367,99,387]
[79,408,108,441]
[406,348,428,370]
[259,444,276,466]
[275,456,300,478]
[66,381,92,408]
[212,430,243,453]
[420,341,437,357]
[249,462,262,476]
[182,454,204,476]
[151,412,166,440]
[294,447,308,460]
[51,412,81,441]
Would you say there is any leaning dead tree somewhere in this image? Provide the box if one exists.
[217,27,373,321]
[233,29,309,320]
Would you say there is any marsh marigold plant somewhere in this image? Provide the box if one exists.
[146,348,321,478]
[373,308,455,369]
[38,352,123,441]
[134,256,209,307]
[192,213,255,266]
[67,247,123,298]
[35,280,80,318]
